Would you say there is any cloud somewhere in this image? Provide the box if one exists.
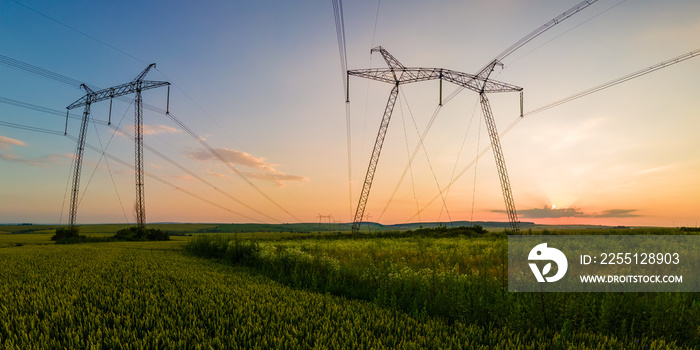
[0,153,71,168]
[583,209,640,218]
[516,207,585,218]
[206,168,228,178]
[171,174,195,181]
[495,206,641,219]
[0,136,26,150]
[239,169,309,187]
[1,134,69,168]
[142,124,181,135]
[635,165,672,175]
[187,148,308,186]
[119,125,181,137]
[188,148,271,169]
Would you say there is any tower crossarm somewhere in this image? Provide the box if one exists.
[67,80,170,110]
[347,67,521,93]
[371,46,405,70]
[441,69,522,94]
[348,67,442,85]
[133,63,156,83]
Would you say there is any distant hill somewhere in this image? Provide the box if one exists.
[165,221,535,233]
[363,221,536,231]
[2,221,654,235]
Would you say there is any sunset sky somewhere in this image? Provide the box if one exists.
[1,0,699,227]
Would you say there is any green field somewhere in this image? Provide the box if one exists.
[0,226,697,348]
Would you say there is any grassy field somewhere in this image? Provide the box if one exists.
[0,227,697,348]
[188,227,699,349]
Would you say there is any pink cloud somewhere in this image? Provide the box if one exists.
[0,136,26,150]
[187,148,308,186]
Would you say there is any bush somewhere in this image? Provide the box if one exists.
[113,226,170,241]
[52,226,83,241]
[404,225,489,237]
[187,234,260,265]
[147,228,170,241]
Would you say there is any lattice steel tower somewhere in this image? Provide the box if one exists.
[348,47,522,233]
[66,64,169,228]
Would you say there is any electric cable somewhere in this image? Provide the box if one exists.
[10,0,147,65]
[61,134,263,222]
[377,103,443,221]
[507,0,628,68]
[403,47,700,222]
[165,111,302,222]
[1,95,281,223]
[398,93,421,224]
[400,89,452,223]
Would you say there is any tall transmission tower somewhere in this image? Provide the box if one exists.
[66,64,169,228]
[347,47,522,233]
[345,1,603,234]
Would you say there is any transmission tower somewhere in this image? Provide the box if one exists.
[66,64,169,228]
[340,0,606,234]
[347,47,522,233]
[317,214,333,232]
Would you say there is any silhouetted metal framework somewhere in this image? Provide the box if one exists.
[348,47,522,233]
[66,64,169,228]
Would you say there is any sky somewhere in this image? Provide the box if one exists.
[1,0,699,227]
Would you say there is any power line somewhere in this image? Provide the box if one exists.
[398,92,421,225]
[507,0,628,68]
[1,47,248,160]
[0,120,64,136]
[377,104,444,222]
[74,94,136,224]
[436,0,603,131]
[110,124,283,223]
[5,1,286,224]
[0,54,146,109]
[442,99,480,223]
[0,53,291,222]
[0,96,67,117]
[493,0,599,63]
[400,89,452,223]
[1,95,281,223]
[370,0,381,49]
[331,0,348,92]
[524,48,700,117]
[331,0,354,220]
[1,64,278,221]
[77,109,129,223]
[1,8,301,223]
[8,1,251,155]
[165,111,302,222]
[403,47,700,223]
[62,133,264,223]
[10,0,147,65]
[0,54,86,89]
[153,67,248,152]
[364,1,616,230]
